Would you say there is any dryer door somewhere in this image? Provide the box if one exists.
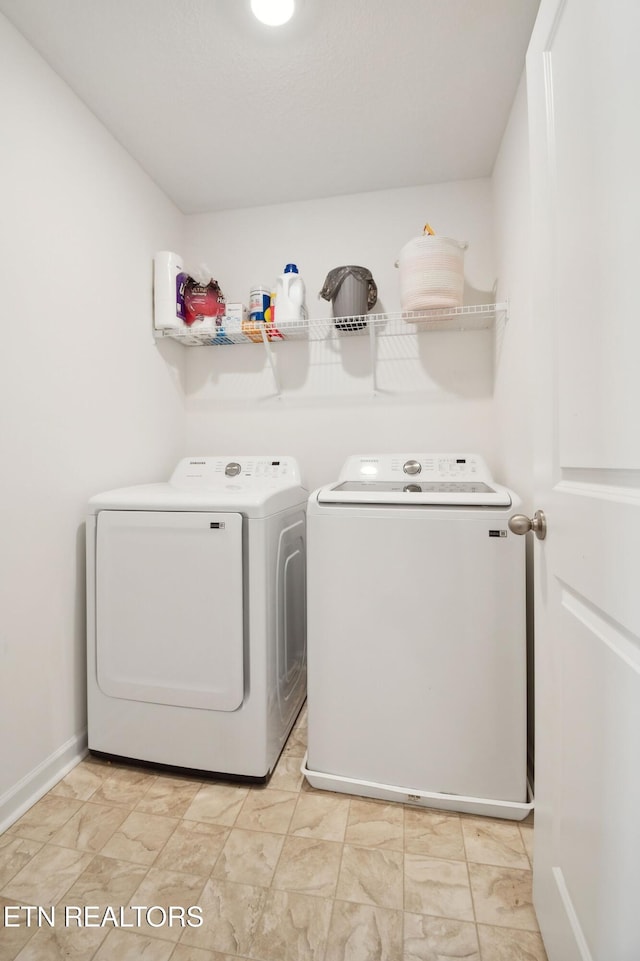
[96,510,243,711]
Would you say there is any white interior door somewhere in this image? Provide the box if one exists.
[527,1,640,959]
[96,510,244,711]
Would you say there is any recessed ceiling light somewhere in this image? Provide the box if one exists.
[250,0,295,27]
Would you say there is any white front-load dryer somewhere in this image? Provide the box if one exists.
[86,455,307,781]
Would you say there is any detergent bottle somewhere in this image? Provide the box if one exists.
[274,263,306,323]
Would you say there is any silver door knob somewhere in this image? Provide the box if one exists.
[508,510,547,540]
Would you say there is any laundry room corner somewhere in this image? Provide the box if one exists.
[2,0,637,955]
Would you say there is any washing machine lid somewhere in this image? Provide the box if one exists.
[317,453,512,506]
[88,456,308,518]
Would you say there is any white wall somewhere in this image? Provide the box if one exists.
[0,14,186,828]
[491,75,534,506]
[491,73,535,771]
[184,180,500,490]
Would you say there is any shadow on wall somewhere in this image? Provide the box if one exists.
[184,283,498,403]
[156,337,190,396]
[183,333,496,403]
[463,280,496,309]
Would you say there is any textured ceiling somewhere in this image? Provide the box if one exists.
[0,0,540,214]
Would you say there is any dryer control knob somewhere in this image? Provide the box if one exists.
[403,459,422,475]
[225,462,242,477]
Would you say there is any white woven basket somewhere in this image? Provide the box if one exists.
[397,235,467,312]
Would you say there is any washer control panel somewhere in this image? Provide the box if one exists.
[323,453,511,506]
[339,453,490,483]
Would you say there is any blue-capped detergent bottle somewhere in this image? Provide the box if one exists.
[274,263,306,323]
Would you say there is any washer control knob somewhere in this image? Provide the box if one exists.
[225,462,242,477]
[403,459,422,475]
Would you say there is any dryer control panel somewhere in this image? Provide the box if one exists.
[170,456,302,488]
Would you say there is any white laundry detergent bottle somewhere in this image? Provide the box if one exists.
[274,263,306,323]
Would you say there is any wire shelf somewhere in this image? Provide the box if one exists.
[155,303,507,346]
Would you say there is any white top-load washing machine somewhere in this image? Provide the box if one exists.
[87,455,307,781]
[304,453,532,820]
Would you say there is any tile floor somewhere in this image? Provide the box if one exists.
[0,708,547,960]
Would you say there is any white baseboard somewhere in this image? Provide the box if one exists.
[0,730,88,834]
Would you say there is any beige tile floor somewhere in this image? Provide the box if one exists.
[0,708,547,961]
